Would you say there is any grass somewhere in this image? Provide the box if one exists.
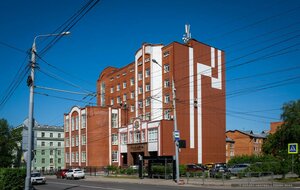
[274,177,300,183]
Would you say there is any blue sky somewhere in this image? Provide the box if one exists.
[0,0,299,133]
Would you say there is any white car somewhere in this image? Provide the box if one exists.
[31,172,46,184]
[66,169,85,179]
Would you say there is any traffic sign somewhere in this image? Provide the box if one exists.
[173,130,180,141]
[288,143,298,154]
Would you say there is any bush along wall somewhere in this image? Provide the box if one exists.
[0,168,26,190]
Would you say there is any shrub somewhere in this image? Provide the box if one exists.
[0,168,26,190]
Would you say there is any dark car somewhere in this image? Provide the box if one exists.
[56,169,69,179]
[210,163,228,177]
[186,164,205,173]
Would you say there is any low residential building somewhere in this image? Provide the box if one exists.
[226,130,267,157]
[270,121,283,134]
[225,137,235,163]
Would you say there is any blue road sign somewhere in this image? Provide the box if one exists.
[288,143,298,154]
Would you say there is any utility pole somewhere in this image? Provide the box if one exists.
[172,79,180,184]
[25,37,36,190]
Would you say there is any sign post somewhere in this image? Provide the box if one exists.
[288,143,298,174]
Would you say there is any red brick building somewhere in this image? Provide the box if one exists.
[226,130,266,158]
[64,36,226,168]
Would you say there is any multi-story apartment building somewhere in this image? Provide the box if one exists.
[20,120,64,171]
[226,130,266,157]
[65,31,226,168]
[33,125,65,171]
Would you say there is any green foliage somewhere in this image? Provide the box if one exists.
[294,160,300,177]
[0,119,17,168]
[125,167,137,175]
[0,168,26,190]
[179,164,187,176]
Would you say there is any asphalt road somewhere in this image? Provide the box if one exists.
[33,178,299,190]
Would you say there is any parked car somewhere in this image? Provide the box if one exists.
[196,164,209,171]
[210,163,228,177]
[228,163,250,175]
[65,169,85,179]
[31,172,46,184]
[186,164,205,172]
[56,169,69,179]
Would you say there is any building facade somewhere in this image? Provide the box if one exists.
[226,130,266,157]
[225,137,235,163]
[33,125,65,171]
[65,36,226,168]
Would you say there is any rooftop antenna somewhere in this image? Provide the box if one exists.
[182,24,191,43]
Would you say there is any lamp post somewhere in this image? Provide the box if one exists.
[152,59,180,184]
[25,31,70,190]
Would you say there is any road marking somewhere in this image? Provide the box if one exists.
[47,181,125,190]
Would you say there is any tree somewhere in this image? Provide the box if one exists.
[0,119,14,167]
[262,100,300,177]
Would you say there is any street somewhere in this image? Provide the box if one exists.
[33,177,299,190]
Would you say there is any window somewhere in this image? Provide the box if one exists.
[112,113,118,128]
[164,94,170,104]
[121,133,127,144]
[164,109,171,119]
[112,151,118,162]
[76,135,79,146]
[50,150,53,155]
[145,112,151,121]
[129,131,133,143]
[82,134,86,145]
[41,150,45,155]
[134,131,141,143]
[163,51,170,57]
[130,78,134,86]
[58,158,61,164]
[130,91,134,99]
[123,72,126,76]
[130,68,134,72]
[75,116,79,130]
[81,152,86,162]
[141,130,145,142]
[72,152,75,162]
[58,133,61,138]
[112,134,118,145]
[50,158,53,164]
[76,152,79,163]
[110,87,114,93]
[50,142,53,146]
[145,98,150,107]
[123,94,127,101]
[66,138,69,147]
[50,133,53,138]
[42,158,45,164]
[116,74,120,78]
[138,60,142,66]
[117,96,121,104]
[72,136,75,147]
[148,128,158,142]
[65,119,69,132]
[41,132,45,137]
[81,114,86,129]
[138,86,143,94]
[145,57,150,62]
[164,64,170,73]
[65,153,69,163]
[145,68,150,77]
[41,142,45,146]
[116,84,120,91]
[57,150,61,156]
[164,79,170,88]
[111,98,114,105]
[110,77,114,81]
[138,72,142,81]
[123,82,127,89]
[130,105,135,112]
[146,84,150,92]
[71,117,75,131]
[138,100,143,108]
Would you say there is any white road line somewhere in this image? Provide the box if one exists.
[47,181,125,190]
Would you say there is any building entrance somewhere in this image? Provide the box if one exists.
[131,152,144,165]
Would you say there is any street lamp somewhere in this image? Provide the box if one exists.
[25,31,70,190]
[152,59,180,184]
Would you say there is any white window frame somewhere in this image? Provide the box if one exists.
[75,135,79,146]
[81,152,86,162]
[130,105,134,112]
[75,116,79,130]
[164,94,170,104]
[110,87,114,93]
[121,133,127,144]
[112,113,118,128]
[164,64,170,73]
[145,68,150,78]
[66,138,69,147]
[81,114,86,129]
[117,96,121,104]
[123,94,127,101]
[117,84,120,91]
[112,134,118,145]
[111,98,114,105]
[164,109,171,120]
[145,98,150,107]
[76,152,79,163]
[82,134,86,145]
[164,79,170,88]
[123,82,127,89]
[148,128,158,142]
[138,86,143,94]
[112,151,118,162]
[130,78,134,86]
[146,84,150,92]
[130,92,134,99]
[65,119,69,132]
[138,72,142,81]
